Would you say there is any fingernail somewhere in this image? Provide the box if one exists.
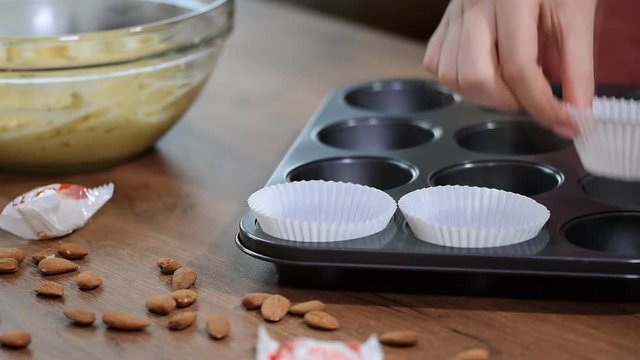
[552,122,577,139]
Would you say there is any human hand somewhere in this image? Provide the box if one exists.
[423,0,597,138]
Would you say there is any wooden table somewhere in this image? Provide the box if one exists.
[1,1,638,359]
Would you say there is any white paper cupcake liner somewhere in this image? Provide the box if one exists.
[397,228,549,255]
[398,186,550,248]
[248,180,396,242]
[568,97,640,181]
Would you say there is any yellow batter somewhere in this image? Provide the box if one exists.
[0,34,222,171]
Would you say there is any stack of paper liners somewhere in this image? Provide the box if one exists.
[248,180,396,242]
[569,97,640,181]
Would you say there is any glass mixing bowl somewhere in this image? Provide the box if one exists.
[0,0,233,172]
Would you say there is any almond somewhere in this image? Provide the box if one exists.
[157,258,182,274]
[303,310,339,331]
[168,311,197,331]
[64,308,96,326]
[379,330,419,347]
[58,243,89,260]
[77,271,102,290]
[102,311,150,331]
[171,267,197,290]
[0,258,19,274]
[32,248,55,264]
[0,248,25,263]
[170,289,198,308]
[206,314,230,340]
[290,300,326,316]
[145,294,177,315]
[34,280,64,298]
[0,331,31,349]
[38,258,79,275]
[241,293,271,310]
[454,348,491,360]
[260,295,291,322]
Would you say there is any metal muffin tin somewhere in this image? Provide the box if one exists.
[236,79,640,279]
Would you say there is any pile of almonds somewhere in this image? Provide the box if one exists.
[32,243,101,299]
[0,244,100,349]
[140,258,229,338]
[0,247,490,359]
[0,248,30,350]
[241,292,420,348]
[238,292,474,360]
[0,249,229,342]
[243,293,341,331]
[56,256,226,338]
[242,291,489,359]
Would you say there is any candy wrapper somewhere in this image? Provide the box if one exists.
[256,327,383,360]
[0,183,114,240]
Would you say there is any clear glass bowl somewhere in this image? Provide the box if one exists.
[0,0,233,172]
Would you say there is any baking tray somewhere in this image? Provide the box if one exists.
[236,79,640,280]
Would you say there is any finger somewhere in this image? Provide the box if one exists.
[423,16,449,80]
[457,0,519,111]
[424,1,459,79]
[558,0,596,108]
[495,0,573,134]
[437,1,463,92]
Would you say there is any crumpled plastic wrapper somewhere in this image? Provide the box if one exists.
[0,183,114,240]
[256,327,383,360]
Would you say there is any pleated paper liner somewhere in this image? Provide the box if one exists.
[569,96,640,181]
[398,186,550,248]
[398,224,550,256]
[248,180,396,242]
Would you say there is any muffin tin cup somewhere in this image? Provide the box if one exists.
[237,79,640,280]
[248,180,396,242]
[317,117,440,151]
[454,120,572,155]
[563,212,640,256]
[569,97,640,181]
[399,186,550,248]
[344,79,457,113]
[580,175,640,207]
[428,160,564,197]
[287,157,417,191]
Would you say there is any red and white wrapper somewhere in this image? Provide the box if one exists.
[0,183,114,240]
[256,327,383,360]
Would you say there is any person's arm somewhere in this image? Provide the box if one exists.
[423,0,597,138]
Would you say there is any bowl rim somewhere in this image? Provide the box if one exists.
[0,0,232,44]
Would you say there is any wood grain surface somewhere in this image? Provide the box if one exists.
[0,1,639,359]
